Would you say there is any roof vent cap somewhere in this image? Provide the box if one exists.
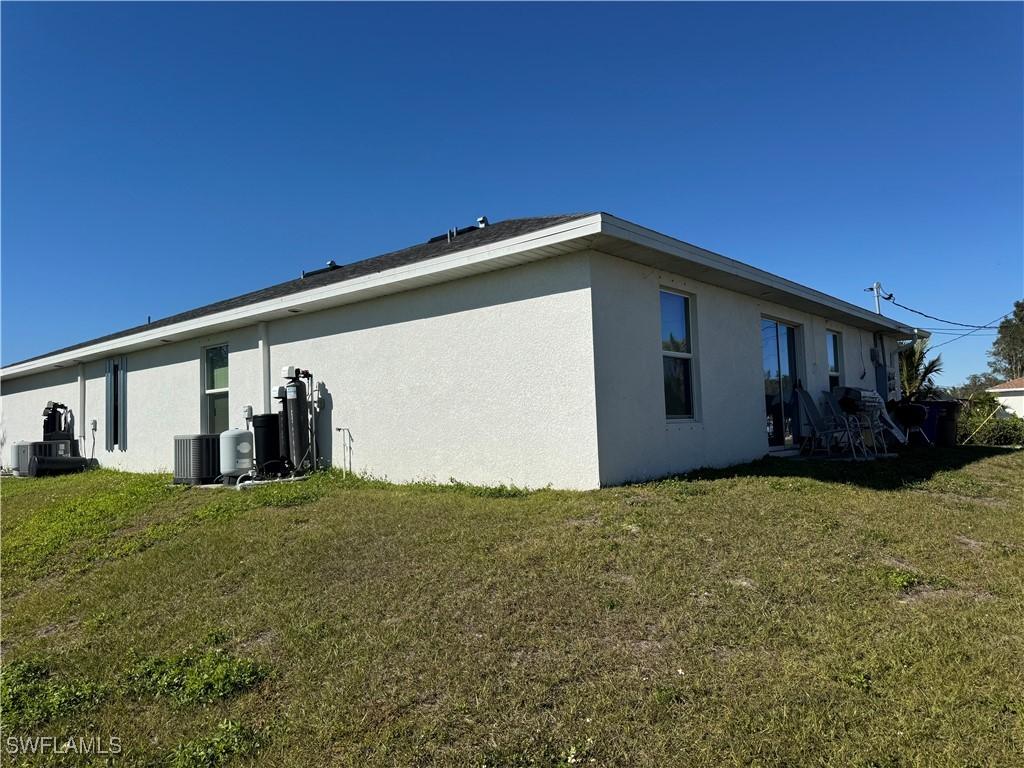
[477,216,489,228]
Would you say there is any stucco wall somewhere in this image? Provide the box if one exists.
[265,252,598,488]
[994,392,1024,417]
[1,253,601,488]
[2,328,265,473]
[1,248,904,489]
[588,251,902,485]
[1,366,80,462]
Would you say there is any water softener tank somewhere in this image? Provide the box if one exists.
[252,414,282,474]
[286,379,309,471]
[219,429,254,482]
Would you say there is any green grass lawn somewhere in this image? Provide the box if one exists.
[1,448,1022,767]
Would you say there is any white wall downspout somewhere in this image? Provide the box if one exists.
[258,321,271,414]
[77,362,86,454]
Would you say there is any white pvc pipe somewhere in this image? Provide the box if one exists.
[235,474,310,490]
[258,321,271,414]
[78,363,86,454]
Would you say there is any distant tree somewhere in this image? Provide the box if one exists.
[900,339,943,401]
[988,300,1024,381]
[946,372,1001,400]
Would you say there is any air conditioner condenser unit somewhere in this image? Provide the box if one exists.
[173,434,221,485]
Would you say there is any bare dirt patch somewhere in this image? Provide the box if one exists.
[898,586,994,605]
[910,489,1004,508]
[955,535,985,552]
[624,495,654,507]
[710,645,738,663]
[238,628,279,653]
[881,555,917,571]
[34,618,79,639]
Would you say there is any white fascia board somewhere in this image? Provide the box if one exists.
[598,213,920,338]
[1,215,604,380]
[988,387,1024,394]
[3,211,920,380]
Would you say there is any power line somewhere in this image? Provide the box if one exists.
[925,330,997,336]
[929,312,1011,350]
[884,296,1000,329]
[922,327,998,334]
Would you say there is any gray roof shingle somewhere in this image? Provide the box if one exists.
[7,213,594,367]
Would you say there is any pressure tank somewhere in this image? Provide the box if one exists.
[219,429,253,481]
[286,379,309,471]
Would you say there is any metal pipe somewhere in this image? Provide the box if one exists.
[308,372,318,471]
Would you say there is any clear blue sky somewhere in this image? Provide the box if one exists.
[3,2,1021,384]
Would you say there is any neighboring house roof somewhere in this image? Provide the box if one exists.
[1,212,922,379]
[988,377,1024,392]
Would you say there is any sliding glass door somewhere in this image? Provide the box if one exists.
[762,318,799,448]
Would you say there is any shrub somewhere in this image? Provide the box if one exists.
[958,412,1024,446]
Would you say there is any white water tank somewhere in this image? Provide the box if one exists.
[219,429,253,478]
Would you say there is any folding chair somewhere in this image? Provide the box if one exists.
[864,409,890,455]
[795,389,850,457]
[821,391,868,459]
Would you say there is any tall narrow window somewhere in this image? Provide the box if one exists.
[826,331,843,390]
[660,290,695,419]
[204,345,229,434]
[105,355,128,451]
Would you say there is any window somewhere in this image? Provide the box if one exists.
[105,355,128,451]
[762,318,800,448]
[826,331,843,390]
[660,290,695,419]
[204,345,229,434]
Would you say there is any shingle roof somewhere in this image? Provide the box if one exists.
[989,377,1024,391]
[7,213,595,367]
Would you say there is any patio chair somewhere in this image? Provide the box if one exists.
[795,389,849,457]
[821,390,868,460]
[863,409,890,456]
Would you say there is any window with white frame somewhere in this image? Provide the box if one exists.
[204,345,229,434]
[826,331,843,390]
[660,290,695,419]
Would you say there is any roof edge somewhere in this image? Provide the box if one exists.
[1,214,604,380]
[596,213,920,338]
[3,211,924,380]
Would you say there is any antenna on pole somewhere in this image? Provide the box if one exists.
[864,281,893,315]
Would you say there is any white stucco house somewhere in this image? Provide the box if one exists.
[1,213,918,489]
[987,378,1024,417]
